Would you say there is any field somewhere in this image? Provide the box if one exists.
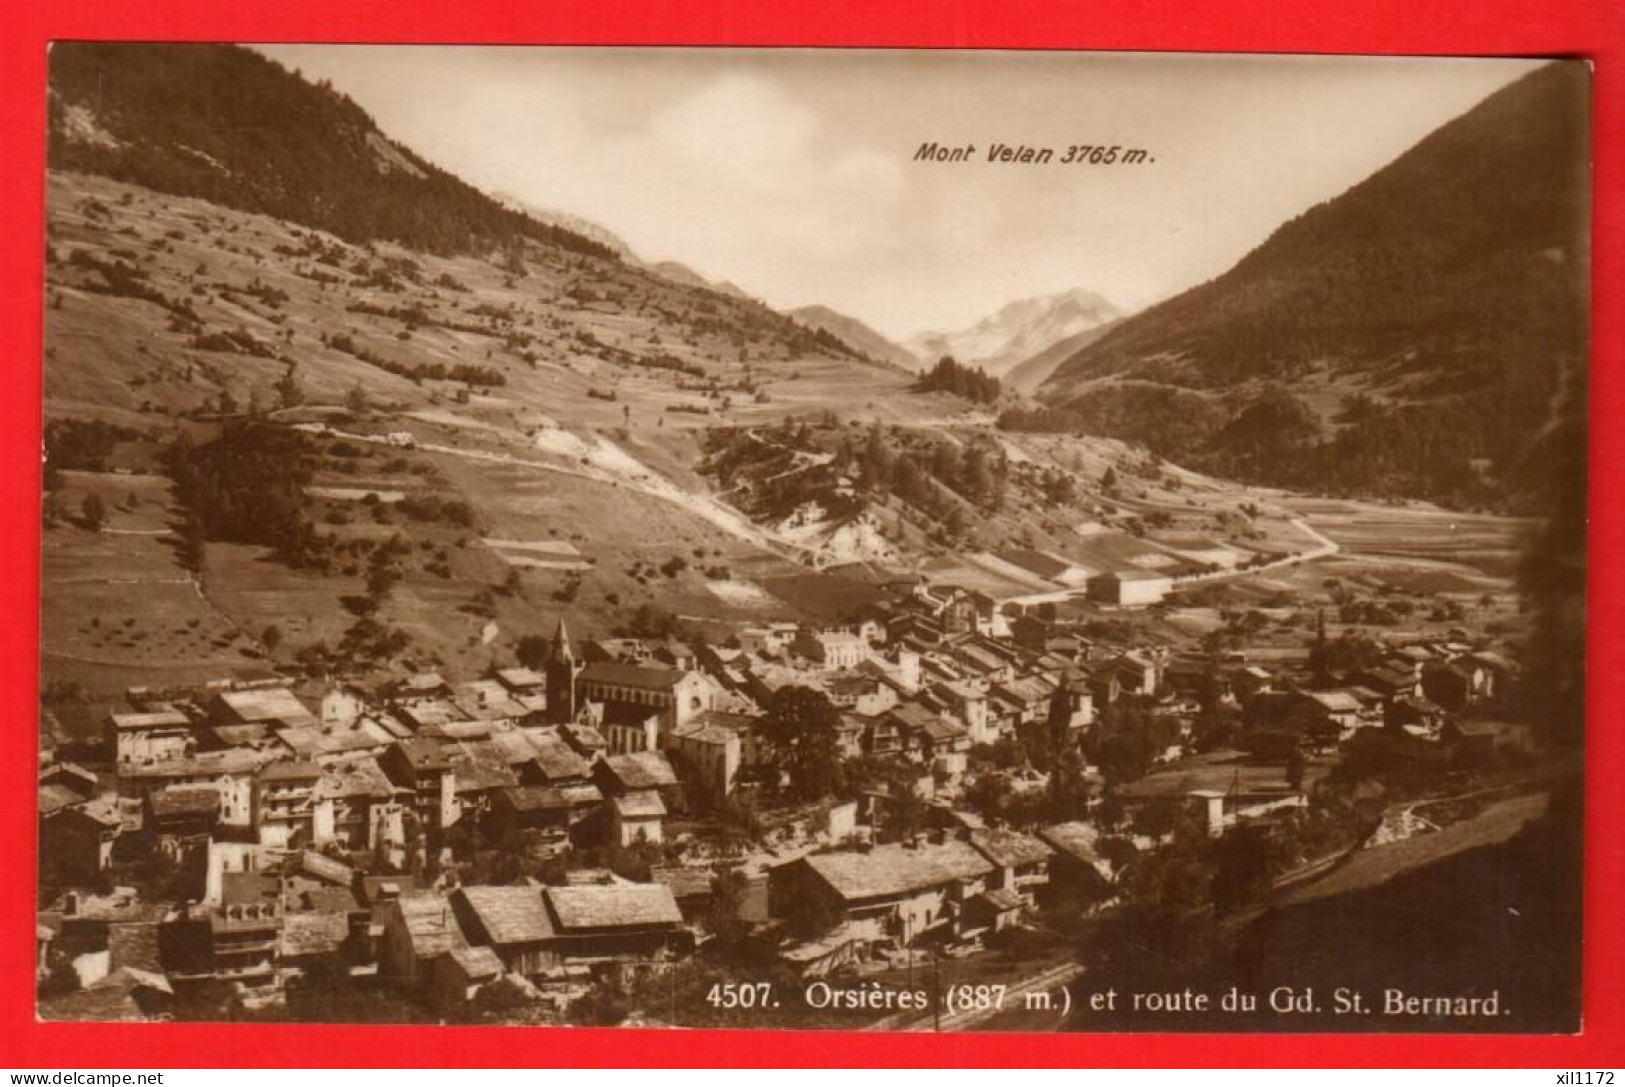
[1280,496,1529,577]
[38,169,1536,702]
[41,470,267,697]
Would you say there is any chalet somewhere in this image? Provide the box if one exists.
[393,672,452,702]
[278,910,351,977]
[792,628,867,670]
[205,872,285,987]
[1037,821,1115,902]
[519,732,594,786]
[1354,665,1422,701]
[665,710,757,806]
[494,666,546,698]
[49,887,168,988]
[447,740,521,820]
[950,639,1015,684]
[968,828,1053,902]
[108,709,192,766]
[541,883,688,965]
[432,944,505,1008]
[254,760,323,848]
[595,751,682,810]
[488,783,603,839]
[380,738,457,835]
[768,839,997,948]
[376,890,466,988]
[117,748,267,828]
[558,722,609,762]
[825,672,898,717]
[452,680,534,725]
[41,762,100,802]
[274,718,395,764]
[451,885,556,977]
[311,756,406,853]
[1297,689,1366,736]
[929,681,995,745]
[143,787,219,861]
[650,867,717,922]
[41,800,126,882]
[1087,570,1172,607]
[209,687,319,731]
[609,790,667,846]
[735,625,795,658]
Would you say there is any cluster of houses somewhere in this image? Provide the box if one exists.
[37,574,1524,1019]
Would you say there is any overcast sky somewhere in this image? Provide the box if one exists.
[258,46,1537,341]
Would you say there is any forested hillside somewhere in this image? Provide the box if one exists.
[48,43,618,259]
[1029,62,1590,510]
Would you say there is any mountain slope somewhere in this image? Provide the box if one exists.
[491,193,637,259]
[790,305,919,370]
[48,43,618,260]
[1030,61,1590,508]
[906,288,1121,377]
[1003,320,1120,392]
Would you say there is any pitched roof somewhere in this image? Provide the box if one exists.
[545,883,683,930]
[39,783,85,816]
[495,667,546,692]
[800,840,994,902]
[447,944,505,980]
[295,850,355,887]
[457,885,555,946]
[650,867,716,900]
[1037,821,1102,866]
[394,737,450,771]
[148,788,220,818]
[312,756,396,800]
[1303,690,1363,713]
[258,759,323,782]
[279,911,349,958]
[613,791,667,819]
[532,735,593,782]
[109,709,190,731]
[974,887,1024,913]
[392,894,466,958]
[578,661,686,692]
[605,751,678,790]
[449,740,521,794]
[499,783,603,812]
[969,828,1054,868]
[214,687,317,726]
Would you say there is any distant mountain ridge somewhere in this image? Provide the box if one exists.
[906,288,1122,378]
[495,193,763,302]
[1026,61,1589,509]
[1002,320,1120,392]
[790,305,919,370]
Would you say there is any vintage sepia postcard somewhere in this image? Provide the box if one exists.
[35,45,1589,1034]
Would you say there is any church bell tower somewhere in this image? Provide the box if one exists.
[545,616,578,725]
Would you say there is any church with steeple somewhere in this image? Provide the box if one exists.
[545,616,581,725]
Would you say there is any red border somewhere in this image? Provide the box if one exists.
[4,0,1621,1068]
